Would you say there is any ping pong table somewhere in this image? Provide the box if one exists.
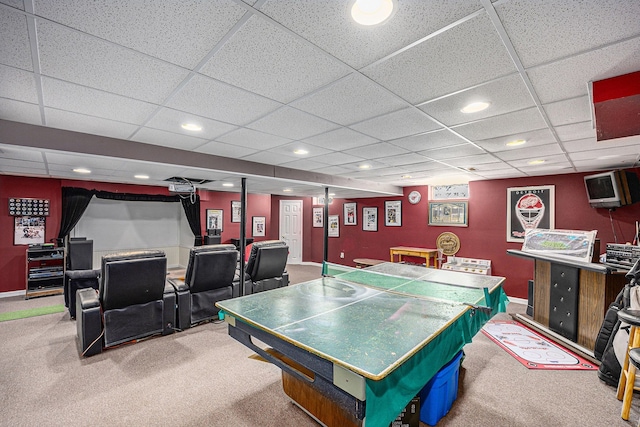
[216,262,508,427]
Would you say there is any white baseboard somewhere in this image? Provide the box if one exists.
[506,296,528,306]
[0,290,26,299]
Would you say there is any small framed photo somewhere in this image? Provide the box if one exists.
[313,207,323,228]
[231,201,241,223]
[344,202,357,225]
[252,216,266,237]
[385,200,402,227]
[362,207,377,231]
[428,201,468,227]
[328,215,339,237]
[14,216,45,245]
[206,209,223,231]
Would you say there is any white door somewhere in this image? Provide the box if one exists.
[279,200,303,264]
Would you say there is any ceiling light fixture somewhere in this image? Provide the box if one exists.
[506,139,526,147]
[351,0,394,26]
[401,174,412,179]
[222,182,234,187]
[358,164,371,169]
[181,123,202,131]
[134,174,149,179]
[528,159,546,165]
[461,101,490,114]
[73,168,91,174]
[283,188,293,193]
[293,149,309,155]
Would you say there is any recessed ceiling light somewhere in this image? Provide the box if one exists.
[358,164,371,169]
[293,149,309,155]
[134,174,149,179]
[401,174,412,179]
[506,139,527,147]
[528,159,546,165]
[461,101,490,114]
[73,168,91,174]
[329,193,336,196]
[283,188,293,193]
[222,182,234,187]
[351,0,395,26]
[181,123,202,131]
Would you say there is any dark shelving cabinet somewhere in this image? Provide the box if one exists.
[26,246,65,299]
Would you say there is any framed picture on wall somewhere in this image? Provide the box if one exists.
[313,207,323,228]
[206,209,223,232]
[385,200,402,227]
[506,185,555,242]
[14,216,45,245]
[343,202,357,225]
[328,215,339,237]
[428,202,468,227]
[231,201,241,223]
[362,207,377,231]
[252,216,266,237]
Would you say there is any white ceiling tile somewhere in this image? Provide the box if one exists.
[528,36,640,104]
[0,145,43,162]
[563,135,640,153]
[0,157,44,171]
[519,163,575,175]
[290,73,407,125]
[0,164,47,176]
[216,127,292,150]
[259,0,483,69]
[0,64,37,103]
[0,98,42,125]
[268,142,334,158]
[342,142,409,159]
[573,157,638,171]
[444,154,503,168]
[131,128,208,151]
[34,0,247,68]
[44,108,139,140]
[41,77,157,124]
[200,15,350,103]
[1,1,25,10]
[543,96,592,126]
[475,168,527,179]
[363,13,516,104]
[308,151,364,166]
[278,159,332,171]
[494,143,564,161]
[418,73,535,126]
[0,7,32,70]
[167,74,281,126]
[453,108,547,141]
[418,143,485,160]
[377,153,432,168]
[144,107,237,141]
[194,141,258,159]
[475,128,556,152]
[508,153,571,168]
[554,121,595,142]
[309,165,352,176]
[349,108,441,140]
[303,127,379,151]
[568,144,640,161]
[496,0,640,67]
[37,21,190,104]
[390,129,467,152]
[247,106,340,140]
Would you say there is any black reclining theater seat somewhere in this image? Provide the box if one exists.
[76,250,176,357]
[169,244,239,330]
[242,240,289,295]
[64,238,99,319]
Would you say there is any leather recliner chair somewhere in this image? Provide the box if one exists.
[64,238,99,319]
[169,244,239,330]
[76,250,176,357]
[242,240,289,295]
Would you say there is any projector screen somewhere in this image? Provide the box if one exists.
[74,197,182,251]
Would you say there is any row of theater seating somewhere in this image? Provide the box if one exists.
[65,240,289,357]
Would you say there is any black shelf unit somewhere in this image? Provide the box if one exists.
[26,246,65,299]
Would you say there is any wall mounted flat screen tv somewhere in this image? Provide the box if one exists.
[584,169,640,208]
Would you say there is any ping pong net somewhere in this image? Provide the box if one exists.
[322,261,493,315]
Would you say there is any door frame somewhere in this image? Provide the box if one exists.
[279,199,303,264]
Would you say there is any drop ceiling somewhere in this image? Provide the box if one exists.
[1,0,639,198]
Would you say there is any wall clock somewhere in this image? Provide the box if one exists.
[408,190,421,204]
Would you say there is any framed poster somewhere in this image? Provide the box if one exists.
[14,216,45,245]
[362,207,377,231]
[385,200,402,227]
[328,215,339,237]
[428,202,468,227]
[313,207,323,228]
[507,185,555,242]
[252,216,266,237]
[231,201,241,223]
[206,209,223,232]
[344,203,357,225]
[430,184,469,200]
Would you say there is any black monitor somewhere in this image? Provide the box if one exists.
[207,229,221,236]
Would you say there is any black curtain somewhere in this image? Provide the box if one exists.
[181,195,202,246]
[58,187,201,244]
[57,187,94,245]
